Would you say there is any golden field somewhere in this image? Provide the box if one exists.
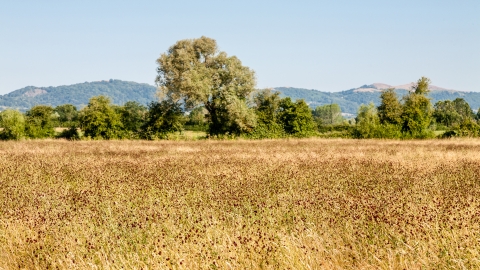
[0,139,479,269]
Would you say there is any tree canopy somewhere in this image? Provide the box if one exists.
[377,88,402,125]
[0,109,25,140]
[25,105,56,138]
[54,104,78,127]
[156,36,257,136]
[141,100,184,139]
[401,77,434,137]
[78,96,123,139]
[312,104,343,126]
[277,98,316,137]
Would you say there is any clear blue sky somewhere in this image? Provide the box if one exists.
[1,0,479,95]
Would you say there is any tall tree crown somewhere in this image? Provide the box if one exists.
[413,76,431,95]
[155,36,257,135]
[155,36,256,109]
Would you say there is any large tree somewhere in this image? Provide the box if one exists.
[354,103,381,138]
[118,101,147,133]
[78,96,124,139]
[433,100,462,127]
[401,77,434,138]
[312,104,343,126]
[377,88,402,125]
[277,97,316,137]
[156,36,257,135]
[54,104,78,127]
[249,89,285,138]
[141,100,184,139]
[25,105,56,138]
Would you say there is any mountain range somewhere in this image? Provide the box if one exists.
[274,84,480,114]
[1,80,479,115]
[0,80,157,111]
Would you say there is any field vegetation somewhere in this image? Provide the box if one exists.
[1,139,479,269]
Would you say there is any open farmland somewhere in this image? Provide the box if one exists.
[1,139,480,269]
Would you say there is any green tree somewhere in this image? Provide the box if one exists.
[155,36,257,136]
[457,117,480,137]
[413,76,431,95]
[401,77,434,138]
[54,104,78,127]
[254,89,281,121]
[452,98,475,120]
[78,96,124,139]
[277,97,316,137]
[433,100,461,128]
[141,100,184,139]
[353,103,381,138]
[25,105,56,138]
[434,98,478,136]
[434,98,474,128]
[0,109,25,140]
[249,89,284,138]
[312,104,343,126]
[377,88,402,125]
[185,106,208,131]
[118,101,147,133]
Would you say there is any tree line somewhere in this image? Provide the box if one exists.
[353,77,480,139]
[0,78,478,140]
[0,91,317,140]
[1,36,478,140]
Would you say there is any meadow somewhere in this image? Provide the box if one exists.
[0,139,479,269]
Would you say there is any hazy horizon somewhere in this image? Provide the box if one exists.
[2,79,465,95]
[1,1,479,94]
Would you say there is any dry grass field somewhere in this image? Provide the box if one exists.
[1,139,480,269]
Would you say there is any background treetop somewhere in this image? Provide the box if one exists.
[155,36,256,109]
[413,77,431,95]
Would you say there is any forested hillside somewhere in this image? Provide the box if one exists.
[0,80,156,111]
[2,79,480,116]
[275,86,480,114]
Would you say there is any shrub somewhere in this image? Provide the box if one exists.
[277,98,316,137]
[141,100,184,139]
[78,96,124,139]
[25,105,56,139]
[0,109,25,140]
[54,104,79,127]
[56,127,81,140]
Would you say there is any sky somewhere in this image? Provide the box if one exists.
[1,0,479,95]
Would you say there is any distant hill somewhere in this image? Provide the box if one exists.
[1,80,479,115]
[275,83,480,115]
[0,80,157,111]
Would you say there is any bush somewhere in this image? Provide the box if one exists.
[0,109,26,140]
[441,130,458,138]
[54,104,79,127]
[277,98,316,137]
[25,105,56,139]
[78,96,124,139]
[249,89,285,139]
[353,103,382,138]
[316,124,355,139]
[56,127,81,140]
[141,100,184,139]
[118,101,147,133]
[455,118,480,137]
[246,121,286,139]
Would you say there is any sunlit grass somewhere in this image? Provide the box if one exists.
[1,138,479,269]
[167,130,207,140]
